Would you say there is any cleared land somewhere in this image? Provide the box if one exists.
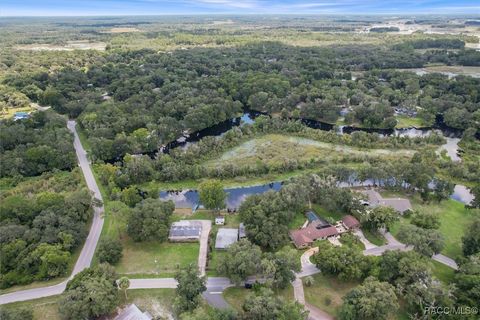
[389,197,478,259]
[207,134,415,168]
[99,201,199,276]
[303,274,359,317]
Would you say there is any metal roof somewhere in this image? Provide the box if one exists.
[215,228,238,249]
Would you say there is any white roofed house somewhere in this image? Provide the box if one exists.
[360,189,412,214]
[215,228,239,250]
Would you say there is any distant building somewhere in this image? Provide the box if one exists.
[238,223,246,239]
[360,189,412,214]
[215,228,238,249]
[13,111,30,121]
[168,220,202,242]
[341,215,360,230]
[215,216,225,225]
[114,304,152,320]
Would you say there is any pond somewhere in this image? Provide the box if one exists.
[160,182,283,210]
[160,181,473,209]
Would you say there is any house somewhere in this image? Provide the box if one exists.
[215,216,225,225]
[13,111,30,121]
[215,228,238,249]
[341,215,360,230]
[290,222,339,249]
[360,189,412,214]
[238,223,246,239]
[168,220,202,242]
[115,304,152,320]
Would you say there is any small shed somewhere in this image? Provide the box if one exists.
[215,216,225,225]
[215,228,238,250]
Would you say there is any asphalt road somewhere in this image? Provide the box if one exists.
[0,121,105,305]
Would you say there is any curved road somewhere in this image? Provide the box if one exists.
[0,121,105,305]
[0,121,458,308]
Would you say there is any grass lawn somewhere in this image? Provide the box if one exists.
[311,204,345,221]
[1,295,61,320]
[206,134,414,169]
[206,250,227,276]
[395,115,427,128]
[116,240,199,276]
[431,260,456,284]
[362,229,387,246]
[303,273,359,317]
[99,200,199,276]
[390,198,478,259]
[223,285,294,312]
[289,212,308,229]
[122,289,175,319]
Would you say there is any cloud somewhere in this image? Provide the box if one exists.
[190,0,258,9]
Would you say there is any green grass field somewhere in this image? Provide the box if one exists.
[207,134,414,169]
[0,295,61,320]
[1,289,176,320]
[99,201,199,276]
[303,273,359,317]
[395,115,427,128]
[390,198,478,259]
[223,285,294,312]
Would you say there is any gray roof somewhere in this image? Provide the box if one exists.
[115,304,152,320]
[215,228,239,249]
[239,223,246,238]
[361,189,412,213]
[169,220,202,238]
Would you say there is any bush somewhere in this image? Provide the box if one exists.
[97,238,123,264]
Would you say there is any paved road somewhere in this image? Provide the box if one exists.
[0,121,105,305]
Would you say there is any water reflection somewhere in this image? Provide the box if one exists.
[160,181,473,209]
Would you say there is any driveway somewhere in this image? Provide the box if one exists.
[194,220,211,276]
[353,229,377,250]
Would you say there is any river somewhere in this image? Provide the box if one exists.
[160,181,474,210]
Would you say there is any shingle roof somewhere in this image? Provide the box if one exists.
[290,225,338,248]
[342,215,360,229]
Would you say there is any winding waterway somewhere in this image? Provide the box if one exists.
[160,181,474,210]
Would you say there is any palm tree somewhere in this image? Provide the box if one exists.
[118,276,130,300]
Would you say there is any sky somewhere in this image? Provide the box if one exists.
[1,0,479,16]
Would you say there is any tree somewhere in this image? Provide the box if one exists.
[361,206,398,231]
[198,179,226,212]
[462,218,480,256]
[304,276,314,287]
[454,253,480,308]
[242,288,308,320]
[410,210,440,229]
[397,225,444,256]
[217,239,262,285]
[239,191,296,250]
[59,264,118,320]
[97,238,123,264]
[118,276,130,300]
[127,199,174,242]
[174,263,206,313]
[312,241,371,280]
[339,277,399,320]
[121,187,142,207]
[468,185,480,209]
[261,246,301,289]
